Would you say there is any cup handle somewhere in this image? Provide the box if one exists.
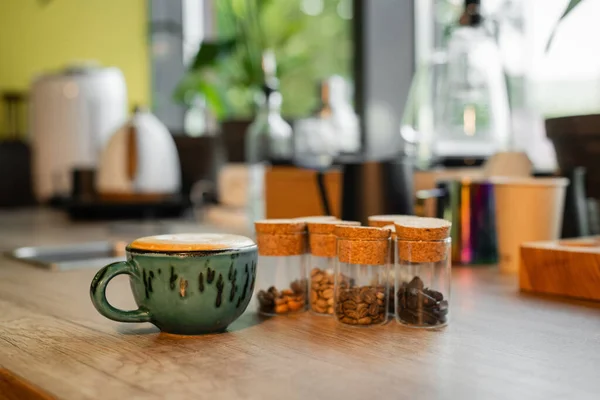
[90,261,152,323]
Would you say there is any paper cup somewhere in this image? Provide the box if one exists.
[492,177,569,274]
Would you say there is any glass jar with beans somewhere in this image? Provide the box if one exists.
[307,220,360,316]
[254,219,307,316]
[334,225,391,326]
[394,218,451,328]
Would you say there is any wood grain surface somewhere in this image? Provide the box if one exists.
[521,237,600,301]
[1,210,600,400]
[0,369,56,400]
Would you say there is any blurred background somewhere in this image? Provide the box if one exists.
[0,0,598,236]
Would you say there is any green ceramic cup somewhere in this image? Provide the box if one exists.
[90,233,257,335]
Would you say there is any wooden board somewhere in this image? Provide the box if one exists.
[520,237,600,301]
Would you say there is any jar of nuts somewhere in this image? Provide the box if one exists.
[394,218,451,328]
[308,220,360,316]
[334,225,391,326]
[255,219,307,316]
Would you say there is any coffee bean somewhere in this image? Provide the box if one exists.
[357,306,369,319]
[408,276,425,291]
[257,279,307,315]
[396,277,448,327]
[314,304,327,313]
[310,290,318,304]
[288,300,304,312]
[335,286,386,326]
[275,298,287,306]
[309,268,337,315]
[362,291,376,304]
[290,280,306,294]
[339,290,350,302]
[275,304,289,313]
[424,288,443,302]
[368,303,379,316]
[316,299,328,308]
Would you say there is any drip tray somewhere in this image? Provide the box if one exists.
[6,241,127,271]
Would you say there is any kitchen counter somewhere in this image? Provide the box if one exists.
[1,210,600,400]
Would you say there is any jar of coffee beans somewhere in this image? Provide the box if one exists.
[255,219,307,316]
[307,220,360,316]
[394,218,451,328]
[334,225,391,326]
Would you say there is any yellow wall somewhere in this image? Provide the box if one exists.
[0,0,149,135]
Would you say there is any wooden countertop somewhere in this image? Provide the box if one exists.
[1,210,600,400]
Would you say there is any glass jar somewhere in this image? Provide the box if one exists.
[394,218,451,328]
[255,219,307,316]
[367,215,421,317]
[382,224,397,317]
[334,226,391,326]
[308,220,360,316]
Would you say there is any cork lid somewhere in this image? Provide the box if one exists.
[334,225,391,241]
[368,214,421,228]
[335,225,390,265]
[394,217,451,241]
[308,220,360,257]
[254,219,306,234]
[294,216,338,222]
[129,233,256,252]
[254,219,306,256]
[307,220,360,234]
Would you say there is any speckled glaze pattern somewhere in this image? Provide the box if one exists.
[90,246,257,335]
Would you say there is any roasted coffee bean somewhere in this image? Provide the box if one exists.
[339,290,350,302]
[257,279,307,315]
[335,285,386,326]
[309,268,337,315]
[408,276,425,291]
[396,277,448,327]
[321,288,334,299]
[357,306,369,319]
[290,280,306,294]
[362,291,376,304]
[368,302,379,316]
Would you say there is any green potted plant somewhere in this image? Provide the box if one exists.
[174,0,352,162]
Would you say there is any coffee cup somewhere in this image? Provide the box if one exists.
[491,177,569,274]
[90,233,257,334]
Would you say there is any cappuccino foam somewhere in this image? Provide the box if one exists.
[129,233,255,252]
